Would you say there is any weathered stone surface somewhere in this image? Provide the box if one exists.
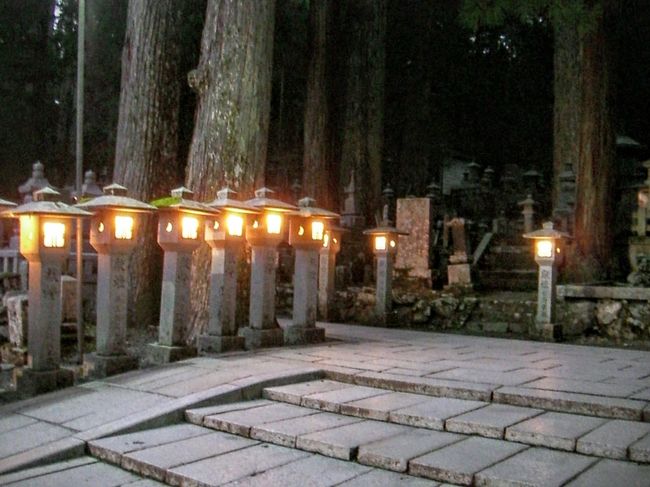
[60,275,77,323]
[630,433,650,462]
[576,420,650,459]
[0,459,141,486]
[203,402,317,436]
[337,469,440,486]
[446,404,543,439]
[430,368,543,387]
[296,420,409,460]
[522,377,644,399]
[0,421,73,460]
[185,400,272,425]
[566,459,650,487]
[340,392,430,421]
[395,198,432,280]
[474,447,597,487]
[263,380,350,405]
[301,385,390,412]
[250,411,363,447]
[0,414,37,434]
[6,293,28,347]
[505,412,606,451]
[409,437,527,486]
[357,428,462,472]
[389,397,486,430]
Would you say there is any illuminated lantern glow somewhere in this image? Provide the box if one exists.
[375,235,387,251]
[311,220,324,240]
[226,213,244,237]
[322,232,330,248]
[298,225,305,236]
[253,220,259,229]
[165,221,173,233]
[213,220,220,230]
[266,213,282,234]
[389,239,396,248]
[98,222,105,233]
[20,215,35,241]
[114,215,134,240]
[43,221,65,248]
[181,216,199,239]
[536,239,553,258]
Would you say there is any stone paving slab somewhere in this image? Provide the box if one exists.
[576,419,650,460]
[565,458,650,487]
[493,385,648,420]
[433,359,530,372]
[409,436,528,486]
[296,419,410,460]
[0,421,73,460]
[631,388,650,401]
[151,370,252,398]
[203,402,317,436]
[122,431,256,482]
[357,429,462,472]
[301,385,390,412]
[166,443,309,486]
[0,456,97,485]
[263,380,352,405]
[429,368,544,387]
[0,415,38,435]
[505,412,606,451]
[88,424,210,465]
[522,377,646,399]
[337,469,440,486]
[446,403,544,439]
[250,411,363,447]
[222,452,372,487]
[184,399,272,425]
[630,432,650,462]
[389,397,486,430]
[340,392,431,421]
[474,447,597,487]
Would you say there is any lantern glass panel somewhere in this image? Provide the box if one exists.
[536,239,553,258]
[226,213,244,237]
[181,216,199,239]
[115,215,134,240]
[390,239,396,248]
[20,215,35,242]
[375,235,387,251]
[311,220,324,240]
[266,213,282,234]
[43,221,65,248]
[322,232,330,248]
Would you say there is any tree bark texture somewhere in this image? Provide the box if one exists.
[302,0,338,210]
[339,0,386,224]
[185,0,276,340]
[113,0,182,327]
[573,0,617,279]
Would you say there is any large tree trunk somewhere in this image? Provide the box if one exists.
[113,0,182,327]
[185,0,276,340]
[573,0,617,280]
[339,0,386,224]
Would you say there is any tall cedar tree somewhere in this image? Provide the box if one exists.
[113,0,182,327]
[185,0,276,340]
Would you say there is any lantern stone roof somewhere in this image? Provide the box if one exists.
[245,187,297,213]
[518,194,536,207]
[0,197,17,209]
[18,161,50,202]
[363,225,409,236]
[76,183,156,213]
[151,187,219,216]
[523,221,571,240]
[3,187,92,218]
[289,196,339,219]
[207,187,259,214]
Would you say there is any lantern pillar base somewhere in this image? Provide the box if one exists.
[535,323,563,342]
[283,324,325,346]
[238,326,284,349]
[84,352,138,378]
[147,343,196,364]
[17,367,74,396]
[197,334,245,354]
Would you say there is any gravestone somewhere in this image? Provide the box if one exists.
[340,171,364,229]
[18,161,50,203]
[446,217,472,287]
[394,198,433,282]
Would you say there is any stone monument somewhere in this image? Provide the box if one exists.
[394,197,434,283]
[629,160,650,273]
[18,161,50,203]
[340,171,364,229]
[446,217,472,287]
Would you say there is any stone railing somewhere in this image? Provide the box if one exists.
[0,248,21,274]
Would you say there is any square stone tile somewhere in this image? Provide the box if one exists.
[389,397,486,430]
[522,377,644,399]
[630,432,650,463]
[301,386,390,412]
[337,469,440,486]
[185,400,272,425]
[577,420,650,459]
[0,421,73,460]
[3,460,141,486]
[566,459,650,487]
[446,404,543,439]
[430,368,543,386]
[340,392,430,421]
[203,403,317,436]
[505,412,605,451]
[409,436,527,486]
[474,447,598,487]
[263,380,352,405]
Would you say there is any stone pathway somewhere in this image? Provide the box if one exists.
[1,322,650,485]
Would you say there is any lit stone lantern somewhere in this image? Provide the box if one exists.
[77,183,156,376]
[318,225,345,321]
[285,197,339,345]
[148,187,218,363]
[198,188,259,354]
[364,216,408,324]
[524,221,569,340]
[3,187,91,393]
[240,187,297,348]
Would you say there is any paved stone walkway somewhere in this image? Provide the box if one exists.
[1,321,649,485]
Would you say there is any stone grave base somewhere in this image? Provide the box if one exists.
[536,323,563,342]
[197,334,245,354]
[17,367,74,395]
[85,352,138,378]
[446,263,472,288]
[283,325,325,346]
[146,343,197,364]
[238,327,284,349]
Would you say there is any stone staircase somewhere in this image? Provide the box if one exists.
[82,379,650,486]
[476,243,538,291]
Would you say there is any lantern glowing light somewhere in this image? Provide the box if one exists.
[311,221,324,240]
[536,239,554,259]
[114,215,134,240]
[43,221,65,248]
[19,215,35,242]
[266,213,282,234]
[226,213,244,237]
[181,216,199,239]
[322,232,330,248]
[98,222,105,233]
[375,235,387,251]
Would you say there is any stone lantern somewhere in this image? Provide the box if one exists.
[3,187,91,393]
[237,187,297,348]
[197,188,259,354]
[285,197,339,345]
[318,225,345,321]
[0,198,16,249]
[518,194,536,234]
[524,221,569,340]
[364,217,408,324]
[148,187,218,363]
[77,183,156,376]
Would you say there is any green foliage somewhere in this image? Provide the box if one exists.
[150,196,182,208]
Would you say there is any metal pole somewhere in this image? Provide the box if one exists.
[75,0,85,364]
